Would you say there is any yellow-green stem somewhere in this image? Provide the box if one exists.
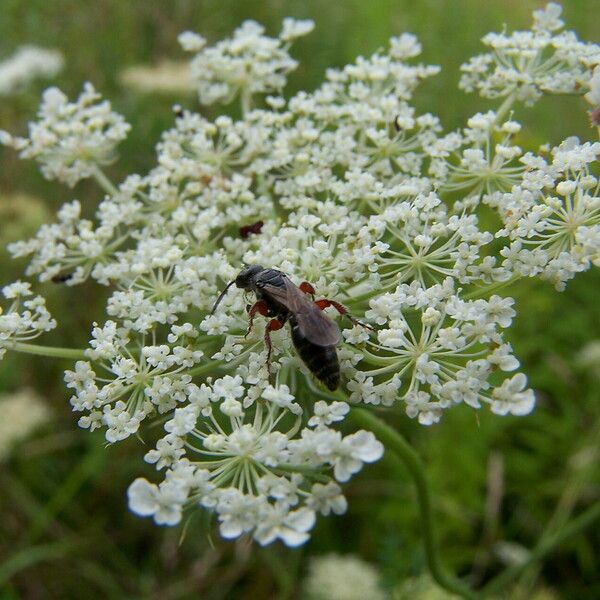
[350,407,479,600]
[91,165,119,196]
[8,341,87,360]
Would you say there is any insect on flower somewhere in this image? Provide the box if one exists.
[212,265,367,390]
[239,220,264,239]
[51,272,73,284]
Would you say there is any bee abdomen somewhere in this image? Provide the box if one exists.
[290,320,340,391]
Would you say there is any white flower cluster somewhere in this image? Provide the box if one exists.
[0,45,63,96]
[493,138,600,290]
[0,82,130,187]
[180,18,314,107]
[460,3,600,105]
[118,61,194,95]
[127,378,382,544]
[1,4,598,544]
[0,282,56,360]
[353,280,534,424]
[0,388,50,461]
[303,553,386,600]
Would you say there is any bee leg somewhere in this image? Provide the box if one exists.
[314,299,374,331]
[299,281,316,300]
[246,300,269,338]
[264,318,284,370]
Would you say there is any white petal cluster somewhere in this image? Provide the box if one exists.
[493,138,600,290]
[180,19,314,107]
[303,554,386,600]
[0,82,130,186]
[437,112,526,209]
[127,378,382,546]
[0,282,56,359]
[0,45,63,96]
[353,279,533,424]
[118,61,194,95]
[0,388,50,461]
[459,3,599,105]
[2,4,598,545]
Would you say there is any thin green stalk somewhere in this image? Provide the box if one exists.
[91,165,119,196]
[240,90,252,116]
[464,276,520,300]
[350,407,479,600]
[9,341,87,360]
[187,361,225,378]
[0,540,76,586]
[481,501,600,597]
[493,91,517,127]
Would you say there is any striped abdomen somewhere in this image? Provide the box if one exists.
[290,317,340,391]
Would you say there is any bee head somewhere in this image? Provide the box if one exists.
[235,264,264,290]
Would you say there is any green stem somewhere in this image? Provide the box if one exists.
[8,341,87,360]
[91,166,119,196]
[481,501,600,597]
[187,361,224,378]
[240,90,252,116]
[463,275,521,300]
[493,91,518,127]
[350,407,479,600]
[0,540,76,586]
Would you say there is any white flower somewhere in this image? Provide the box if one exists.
[182,19,312,107]
[307,482,348,516]
[119,61,194,95]
[213,488,261,539]
[0,388,50,461]
[0,45,63,96]
[303,554,386,600]
[495,139,600,290]
[5,8,598,546]
[490,373,536,416]
[262,384,301,415]
[280,18,315,42]
[532,3,564,32]
[308,401,349,428]
[584,66,600,107]
[1,83,130,186]
[460,3,599,105]
[316,430,384,483]
[127,478,187,526]
[0,282,56,358]
[254,505,316,546]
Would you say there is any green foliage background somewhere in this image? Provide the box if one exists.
[0,1,598,598]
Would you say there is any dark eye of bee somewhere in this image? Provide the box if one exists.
[235,264,264,288]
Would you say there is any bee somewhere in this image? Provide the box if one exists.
[211,265,366,391]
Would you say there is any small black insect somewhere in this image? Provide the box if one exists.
[51,272,73,284]
[239,220,264,239]
[212,265,365,391]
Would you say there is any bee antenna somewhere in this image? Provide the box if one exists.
[211,280,235,315]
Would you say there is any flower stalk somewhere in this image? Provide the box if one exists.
[350,407,479,600]
[8,341,87,360]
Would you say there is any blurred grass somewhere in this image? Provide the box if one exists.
[0,1,599,599]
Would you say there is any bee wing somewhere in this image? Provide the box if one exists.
[261,278,341,346]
